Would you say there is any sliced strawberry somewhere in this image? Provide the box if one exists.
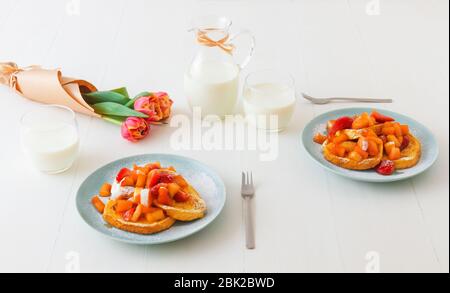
[329,116,354,136]
[371,111,395,123]
[146,170,161,188]
[122,207,136,221]
[376,160,396,176]
[400,135,410,150]
[157,187,173,206]
[174,191,190,203]
[116,168,132,182]
[159,173,175,183]
[145,162,161,170]
[151,183,168,197]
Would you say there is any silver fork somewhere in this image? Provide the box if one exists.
[241,171,255,250]
[302,93,393,105]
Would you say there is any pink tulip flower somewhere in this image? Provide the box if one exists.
[121,117,150,142]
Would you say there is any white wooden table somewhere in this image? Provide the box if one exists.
[0,0,448,273]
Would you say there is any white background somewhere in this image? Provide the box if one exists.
[0,0,448,273]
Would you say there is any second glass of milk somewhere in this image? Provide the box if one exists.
[243,70,297,132]
[20,105,79,174]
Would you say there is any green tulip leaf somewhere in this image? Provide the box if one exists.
[83,91,129,105]
[111,87,130,99]
[125,91,152,108]
[102,115,126,126]
[92,102,148,118]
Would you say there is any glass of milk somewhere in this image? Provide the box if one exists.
[20,105,79,174]
[243,70,297,132]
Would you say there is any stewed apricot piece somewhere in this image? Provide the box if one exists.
[384,141,396,155]
[313,133,327,145]
[382,127,396,136]
[121,176,135,187]
[99,183,112,197]
[340,141,357,152]
[142,206,159,214]
[348,151,363,162]
[352,113,370,129]
[388,147,401,160]
[145,209,165,223]
[334,145,347,157]
[387,135,401,147]
[367,140,379,156]
[116,200,134,213]
[135,174,147,188]
[173,175,189,188]
[400,125,410,135]
[326,142,337,155]
[354,145,369,159]
[91,196,105,214]
[333,133,349,144]
[131,204,143,222]
[393,123,403,137]
[168,183,181,198]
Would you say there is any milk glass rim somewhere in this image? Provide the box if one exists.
[244,69,295,93]
[20,104,77,128]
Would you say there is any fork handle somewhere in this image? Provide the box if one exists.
[329,97,393,103]
[244,197,255,250]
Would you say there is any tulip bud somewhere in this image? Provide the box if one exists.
[121,117,150,142]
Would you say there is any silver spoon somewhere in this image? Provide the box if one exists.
[302,93,393,105]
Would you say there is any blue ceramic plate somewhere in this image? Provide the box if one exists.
[76,154,226,244]
[301,108,439,182]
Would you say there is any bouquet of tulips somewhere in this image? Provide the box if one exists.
[83,89,173,142]
[0,62,173,142]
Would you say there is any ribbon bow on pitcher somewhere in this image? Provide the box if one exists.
[196,28,235,54]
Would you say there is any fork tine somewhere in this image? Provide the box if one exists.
[250,172,253,186]
[242,172,246,187]
[247,171,250,185]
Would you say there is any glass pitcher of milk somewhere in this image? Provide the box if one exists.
[184,16,255,118]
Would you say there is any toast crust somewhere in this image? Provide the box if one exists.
[384,134,422,169]
[155,180,206,222]
[103,200,176,235]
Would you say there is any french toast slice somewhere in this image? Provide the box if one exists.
[103,200,176,235]
[384,134,422,169]
[323,138,384,170]
[154,170,207,222]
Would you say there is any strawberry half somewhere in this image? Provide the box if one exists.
[376,160,396,176]
[116,168,132,182]
[329,116,354,136]
[174,191,190,203]
[371,111,395,123]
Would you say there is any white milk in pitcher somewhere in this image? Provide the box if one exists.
[184,60,240,117]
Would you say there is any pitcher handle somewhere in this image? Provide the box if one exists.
[230,29,255,70]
